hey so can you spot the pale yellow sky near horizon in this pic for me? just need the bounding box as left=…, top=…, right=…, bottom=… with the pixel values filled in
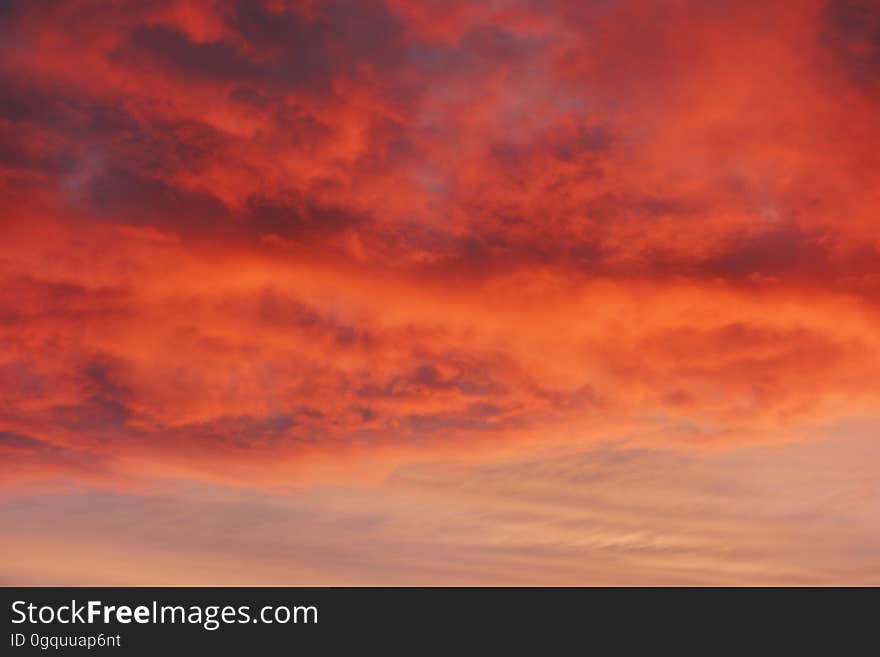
left=3, top=420, right=877, bottom=586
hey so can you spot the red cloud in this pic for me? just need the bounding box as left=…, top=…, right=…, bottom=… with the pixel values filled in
left=1, top=0, right=879, bottom=493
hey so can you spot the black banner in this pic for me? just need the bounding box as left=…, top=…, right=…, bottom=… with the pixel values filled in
left=1, top=587, right=874, bottom=653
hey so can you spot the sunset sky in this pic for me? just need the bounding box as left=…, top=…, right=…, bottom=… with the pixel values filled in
left=1, top=0, right=879, bottom=585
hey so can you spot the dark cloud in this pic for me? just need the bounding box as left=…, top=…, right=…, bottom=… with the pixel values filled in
left=0, top=430, right=98, bottom=470
left=49, top=395, right=132, bottom=434
left=0, top=71, right=135, bottom=138
left=0, top=126, right=75, bottom=174
left=117, top=0, right=403, bottom=92
left=82, top=357, right=132, bottom=402
left=87, top=167, right=230, bottom=232
left=0, top=430, right=52, bottom=452
left=0, top=276, right=128, bottom=326
left=246, top=196, right=365, bottom=240
left=229, top=1, right=331, bottom=88
left=706, top=225, right=830, bottom=279
left=122, top=25, right=260, bottom=82
left=409, top=24, right=541, bottom=78
left=116, top=119, right=228, bottom=178
left=228, top=86, right=271, bottom=108
left=823, top=0, right=880, bottom=87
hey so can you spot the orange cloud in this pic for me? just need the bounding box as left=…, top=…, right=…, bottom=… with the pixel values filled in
left=1, top=0, right=878, bottom=583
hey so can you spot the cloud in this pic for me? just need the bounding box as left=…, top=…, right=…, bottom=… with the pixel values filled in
left=0, top=0, right=879, bottom=583
left=822, top=0, right=880, bottom=88
left=2, top=222, right=878, bottom=489
left=2, top=427, right=878, bottom=584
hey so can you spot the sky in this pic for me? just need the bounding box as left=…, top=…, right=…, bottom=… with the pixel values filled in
left=1, top=0, right=878, bottom=585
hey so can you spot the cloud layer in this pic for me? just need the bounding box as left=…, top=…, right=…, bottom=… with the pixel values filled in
left=1, top=0, right=878, bottom=583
